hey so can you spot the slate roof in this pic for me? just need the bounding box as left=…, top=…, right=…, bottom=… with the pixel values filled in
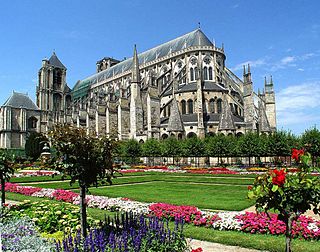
left=72, top=29, right=214, bottom=99
left=218, top=99, right=236, bottom=131
left=167, top=97, right=184, bottom=132
left=163, top=82, right=226, bottom=96
left=48, top=52, right=66, bottom=69
left=2, top=92, right=39, bottom=110
left=161, top=113, right=244, bottom=125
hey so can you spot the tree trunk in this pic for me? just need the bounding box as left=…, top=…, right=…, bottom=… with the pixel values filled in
left=1, top=176, right=5, bottom=206
left=285, top=214, right=295, bottom=252
left=80, top=184, right=87, bottom=238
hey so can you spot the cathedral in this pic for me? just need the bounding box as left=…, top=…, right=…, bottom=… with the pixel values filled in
left=0, top=29, right=276, bottom=148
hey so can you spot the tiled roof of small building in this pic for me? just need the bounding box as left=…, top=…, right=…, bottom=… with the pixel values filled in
left=2, top=91, right=39, bottom=110
left=48, top=52, right=66, bottom=69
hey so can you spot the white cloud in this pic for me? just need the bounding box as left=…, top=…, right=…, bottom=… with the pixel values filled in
left=276, top=81, right=320, bottom=127
left=297, top=68, right=304, bottom=71
left=230, top=58, right=267, bottom=71
left=280, top=56, right=295, bottom=64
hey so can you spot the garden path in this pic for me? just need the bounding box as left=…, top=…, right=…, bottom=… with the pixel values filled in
left=188, top=238, right=266, bottom=252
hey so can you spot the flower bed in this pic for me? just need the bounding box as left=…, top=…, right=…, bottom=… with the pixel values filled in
left=13, top=170, right=60, bottom=178
left=4, top=182, right=320, bottom=240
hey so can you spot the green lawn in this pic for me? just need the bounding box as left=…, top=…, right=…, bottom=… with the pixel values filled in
left=89, top=181, right=253, bottom=210
left=11, top=173, right=255, bottom=210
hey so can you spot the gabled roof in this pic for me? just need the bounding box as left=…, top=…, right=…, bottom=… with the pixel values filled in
left=218, top=99, right=235, bottom=131
left=48, top=52, right=66, bottom=69
left=167, top=97, right=184, bottom=132
left=72, top=29, right=214, bottom=99
left=2, top=91, right=39, bottom=110
left=258, top=101, right=271, bottom=132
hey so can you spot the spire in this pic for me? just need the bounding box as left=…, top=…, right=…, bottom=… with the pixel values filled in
left=247, top=63, right=251, bottom=73
left=264, top=76, right=267, bottom=86
left=167, top=98, right=184, bottom=133
left=243, top=65, right=246, bottom=75
left=218, top=97, right=235, bottom=131
left=132, top=44, right=140, bottom=83
left=270, top=75, right=273, bottom=85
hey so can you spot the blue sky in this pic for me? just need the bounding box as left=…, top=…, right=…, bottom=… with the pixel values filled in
left=0, top=0, right=319, bottom=135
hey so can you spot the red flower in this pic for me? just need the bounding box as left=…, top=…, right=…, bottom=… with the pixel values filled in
left=248, top=185, right=253, bottom=190
left=272, top=169, right=286, bottom=186
left=191, top=248, right=203, bottom=252
left=291, top=148, right=304, bottom=162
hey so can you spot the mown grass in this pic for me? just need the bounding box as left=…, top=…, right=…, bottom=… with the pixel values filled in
left=89, top=181, right=253, bottom=210
left=183, top=225, right=320, bottom=252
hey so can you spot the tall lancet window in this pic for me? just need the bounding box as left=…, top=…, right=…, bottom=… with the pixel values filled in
left=181, top=100, right=186, bottom=114
left=209, top=99, right=215, bottom=113
left=203, top=67, right=208, bottom=80
left=187, top=99, right=193, bottom=114
left=209, top=67, right=213, bottom=80
left=194, top=67, right=198, bottom=80
left=190, top=68, right=194, bottom=81
left=217, top=99, right=222, bottom=114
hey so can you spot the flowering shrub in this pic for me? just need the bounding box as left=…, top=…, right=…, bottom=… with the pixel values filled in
left=5, top=182, right=42, bottom=195
left=248, top=149, right=320, bottom=251
left=237, top=212, right=320, bottom=239
left=52, top=189, right=78, bottom=203
left=149, top=203, right=202, bottom=223
left=56, top=214, right=188, bottom=252
left=7, top=200, right=95, bottom=234
left=271, top=168, right=286, bottom=186
left=0, top=217, right=54, bottom=251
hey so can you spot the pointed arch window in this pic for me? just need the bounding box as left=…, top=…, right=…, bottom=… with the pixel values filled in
left=217, top=99, right=222, bottom=114
left=168, top=105, right=171, bottom=117
left=209, top=67, right=213, bottom=80
left=181, top=100, right=186, bottom=114
left=203, top=66, right=208, bottom=80
left=163, top=107, right=167, bottom=117
left=209, top=99, right=215, bottom=113
left=187, top=99, right=193, bottom=114
left=190, top=68, right=194, bottom=81
left=194, top=67, right=198, bottom=80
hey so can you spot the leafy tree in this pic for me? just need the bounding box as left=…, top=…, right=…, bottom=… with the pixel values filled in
left=301, top=127, right=320, bottom=166
left=238, top=131, right=260, bottom=166
left=0, top=149, right=14, bottom=206
left=142, top=138, right=161, bottom=165
left=160, top=137, right=182, bottom=165
left=182, top=137, right=205, bottom=166
left=49, top=124, right=114, bottom=238
left=25, top=132, right=48, bottom=161
left=121, top=139, right=142, bottom=164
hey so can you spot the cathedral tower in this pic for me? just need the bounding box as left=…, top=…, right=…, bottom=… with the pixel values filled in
left=242, top=64, right=255, bottom=130
left=37, top=52, right=71, bottom=125
left=265, top=76, right=276, bottom=131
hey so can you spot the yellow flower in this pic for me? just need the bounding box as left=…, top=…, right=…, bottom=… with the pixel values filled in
left=56, top=211, right=62, bottom=215
left=32, top=218, right=39, bottom=222
left=62, top=215, right=69, bottom=219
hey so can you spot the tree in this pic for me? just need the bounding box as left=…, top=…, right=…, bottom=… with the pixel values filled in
left=49, top=124, right=114, bottom=238
left=248, top=149, right=320, bottom=252
left=182, top=137, right=205, bottom=166
left=301, top=127, right=320, bottom=166
left=0, top=149, right=14, bottom=206
left=160, top=137, right=182, bottom=165
left=238, top=132, right=260, bottom=166
left=141, top=138, right=161, bottom=165
left=121, top=139, right=142, bottom=164
left=25, top=132, right=48, bottom=161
